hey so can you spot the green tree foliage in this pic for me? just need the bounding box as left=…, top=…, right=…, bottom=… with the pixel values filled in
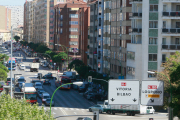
left=0, top=54, right=9, bottom=63
left=53, top=54, right=62, bottom=63
left=76, top=65, right=89, bottom=78
left=20, top=41, right=28, bottom=46
left=158, top=51, right=180, bottom=118
left=0, top=64, right=8, bottom=72
left=14, top=35, right=20, bottom=42
left=0, top=68, right=7, bottom=82
left=0, top=94, right=54, bottom=119
left=68, top=59, right=85, bottom=70
left=85, top=71, right=97, bottom=78
left=36, top=44, right=49, bottom=53
left=45, top=50, right=57, bottom=60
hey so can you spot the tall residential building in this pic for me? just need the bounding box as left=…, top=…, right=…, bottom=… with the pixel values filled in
left=127, top=0, right=180, bottom=80
left=6, top=6, right=24, bottom=29
left=0, top=6, right=11, bottom=31
left=87, top=0, right=104, bottom=73
left=109, top=1, right=131, bottom=79
left=34, top=0, right=51, bottom=44
left=54, top=0, right=90, bottom=65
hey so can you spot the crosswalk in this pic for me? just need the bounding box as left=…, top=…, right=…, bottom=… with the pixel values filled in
left=43, top=107, right=88, bottom=111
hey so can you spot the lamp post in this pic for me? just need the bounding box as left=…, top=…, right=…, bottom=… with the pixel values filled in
left=49, top=82, right=83, bottom=117
left=147, top=71, right=172, bottom=120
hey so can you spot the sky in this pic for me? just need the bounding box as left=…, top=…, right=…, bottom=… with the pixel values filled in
left=0, top=0, right=25, bottom=6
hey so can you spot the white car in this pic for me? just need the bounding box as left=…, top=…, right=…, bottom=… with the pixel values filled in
left=20, top=64, right=25, bottom=70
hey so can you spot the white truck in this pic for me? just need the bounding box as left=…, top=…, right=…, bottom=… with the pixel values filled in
left=30, top=63, right=39, bottom=72
left=103, top=100, right=155, bottom=116
left=21, top=83, right=34, bottom=92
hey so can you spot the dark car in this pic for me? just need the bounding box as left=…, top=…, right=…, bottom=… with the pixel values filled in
left=88, top=93, right=104, bottom=101
left=31, top=79, right=43, bottom=84
left=35, top=58, right=39, bottom=62
left=5, top=46, right=8, bottom=49
left=43, top=79, right=51, bottom=86
left=83, top=91, right=97, bottom=99
left=37, top=89, right=45, bottom=98
left=44, top=98, right=54, bottom=106
left=42, top=73, right=53, bottom=79
left=78, top=84, right=89, bottom=93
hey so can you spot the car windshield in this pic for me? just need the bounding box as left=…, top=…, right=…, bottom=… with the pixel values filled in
left=62, top=79, right=71, bottom=83
left=46, top=98, right=51, bottom=102
left=18, top=79, right=25, bottom=82
left=25, top=93, right=37, bottom=100
left=39, top=91, right=45, bottom=94
left=36, top=84, right=41, bottom=86
left=44, top=96, right=50, bottom=99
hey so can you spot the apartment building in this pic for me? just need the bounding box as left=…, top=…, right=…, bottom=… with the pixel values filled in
left=6, top=6, right=24, bottom=29
left=54, top=0, right=90, bottom=65
left=127, top=0, right=180, bottom=80
left=0, top=6, right=11, bottom=31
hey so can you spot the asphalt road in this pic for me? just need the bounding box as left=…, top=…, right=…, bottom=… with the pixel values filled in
left=3, top=44, right=168, bottom=120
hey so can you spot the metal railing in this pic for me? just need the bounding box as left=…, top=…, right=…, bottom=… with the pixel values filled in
left=129, top=0, right=142, bottom=2
left=162, top=44, right=180, bottom=50
left=129, top=28, right=142, bottom=33
left=129, top=12, right=142, bottom=18
left=162, top=12, right=180, bottom=17
left=162, top=28, right=180, bottom=33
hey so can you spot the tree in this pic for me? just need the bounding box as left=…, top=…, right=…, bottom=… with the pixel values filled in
left=76, top=65, right=89, bottom=78
left=45, top=50, right=57, bottom=60
left=157, top=51, right=180, bottom=118
left=0, top=64, right=8, bottom=72
left=0, top=94, right=54, bottom=119
left=68, top=59, right=85, bottom=70
left=14, top=35, right=20, bottom=42
left=0, top=54, right=9, bottom=64
left=36, top=44, right=49, bottom=53
left=0, top=68, right=7, bottom=82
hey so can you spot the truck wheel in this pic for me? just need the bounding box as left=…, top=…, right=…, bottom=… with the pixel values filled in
left=112, top=111, right=115, bottom=115
left=106, top=110, right=111, bottom=114
left=131, top=112, right=135, bottom=116
left=127, top=111, right=130, bottom=116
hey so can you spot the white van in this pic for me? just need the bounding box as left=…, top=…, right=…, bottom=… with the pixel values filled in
left=62, top=71, right=76, bottom=77
left=140, top=105, right=155, bottom=114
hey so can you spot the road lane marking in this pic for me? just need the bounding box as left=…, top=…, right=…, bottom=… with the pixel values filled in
left=74, top=112, right=77, bottom=115
left=54, top=108, right=57, bottom=110
left=76, top=109, right=79, bottom=110
left=65, top=108, right=68, bottom=110
left=59, top=108, right=67, bottom=115
left=70, top=108, right=74, bottom=110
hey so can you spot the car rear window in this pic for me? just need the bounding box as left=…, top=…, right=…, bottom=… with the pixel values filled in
left=44, top=96, right=50, bottom=99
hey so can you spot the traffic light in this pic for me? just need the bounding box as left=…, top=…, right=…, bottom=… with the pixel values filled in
left=62, top=59, right=64, bottom=62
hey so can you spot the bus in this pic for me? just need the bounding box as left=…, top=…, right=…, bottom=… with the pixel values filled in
left=8, top=58, right=16, bottom=62
left=23, top=87, right=37, bottom=104
left=55, top=76, right=71, bottom=90
left=8, top=60, right=16, bottom=70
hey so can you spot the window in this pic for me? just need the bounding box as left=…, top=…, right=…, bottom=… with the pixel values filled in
left=162, top=38, right=166, bottom=44
left=163, top=21, right=166, bottom=28
left=69, top=41, right=78, bottom=45
left=149, top=21, right=158, bottom=28
left=60, top=28, right=62, bottom=34
left=149, top=54, right=157, bottom=61
left=162, top=54, right=166, bottom=62
left=127, top=51, right=135, bottom=60
left=69, top=21, right=78, bottom=25
left=60, top=15, right=63, bottom=20
left=150, top=5, right=158, bottom=11
left=60, top=21, right=63, bottom=26
left=127, top=66, right=135, bottom=76
left=69, top=14, right=78, bottom=18
left=69, top=28, right=78, bottom=32
left=111, top=26, right=116, bottom=34
left=163, top=5, right=167, bottom=12
left=149, top=38, right=157, bottom=44
left=175, top=38, right=180, bottom=44
left=176, top=22, right=180, bottom=28
left=111, top=13, right=116, bottom=21
left=69, top=35, right=78, bottom=38
left=148, top=73, right=156, bottom=78
left=176, top=5, right=180, bottom=11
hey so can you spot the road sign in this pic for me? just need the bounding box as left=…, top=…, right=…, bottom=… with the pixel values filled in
left=88, top=76, right=92, bottom=82
left=108, top=79, right=139, bottom=105
left=141, top=80, right=164, bottom=106
left=14, top=92, right=24, bottom=99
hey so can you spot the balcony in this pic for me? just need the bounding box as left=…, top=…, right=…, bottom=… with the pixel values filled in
left=129, top=28, right=142, bottom=35
left=129, top=0, right=142, bottom=4
left=129, top=12, right=142, bottom=19
left=162, top=0, right=180, bottom=3
left=162, top=12, right=180, bottom=19
left=162, top=44, right=180, bottom=51
left=162, top=28, right=180, bottom=36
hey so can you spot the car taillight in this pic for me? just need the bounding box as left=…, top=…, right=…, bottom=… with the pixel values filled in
left=44, top=81, right=45, bottom=82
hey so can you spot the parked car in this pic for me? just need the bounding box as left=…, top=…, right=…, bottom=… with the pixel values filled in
left=43, top=79, right=51, bottom=85
left=42, top=73, right=53, bottom=79
left=89, top=104, right=104, bottom=113
left=41, top=92, right=50, bottom=103
left=44, top=98, right=54, bottom=106
left=37, top=89, right=45, bottom=98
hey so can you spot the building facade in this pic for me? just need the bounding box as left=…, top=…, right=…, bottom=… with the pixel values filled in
left=0, top=6, right=11, bottom=31
left=87, top=0, right=104, bottom=73
left=54, top=0, right=90, bottom=65
left=6, top=6, right=24, bottom=29
left=127, top=0, right=180, bottom=80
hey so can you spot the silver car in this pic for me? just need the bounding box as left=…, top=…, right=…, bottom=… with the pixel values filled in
left=89, top=105, right=104, bottom=113
left=44, top=98, right=54, bottom=106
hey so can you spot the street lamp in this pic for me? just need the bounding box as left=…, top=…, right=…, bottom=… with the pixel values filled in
left=147, top=71, right=172, bottom=120
left=49, top=82, right=83, bottom=117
